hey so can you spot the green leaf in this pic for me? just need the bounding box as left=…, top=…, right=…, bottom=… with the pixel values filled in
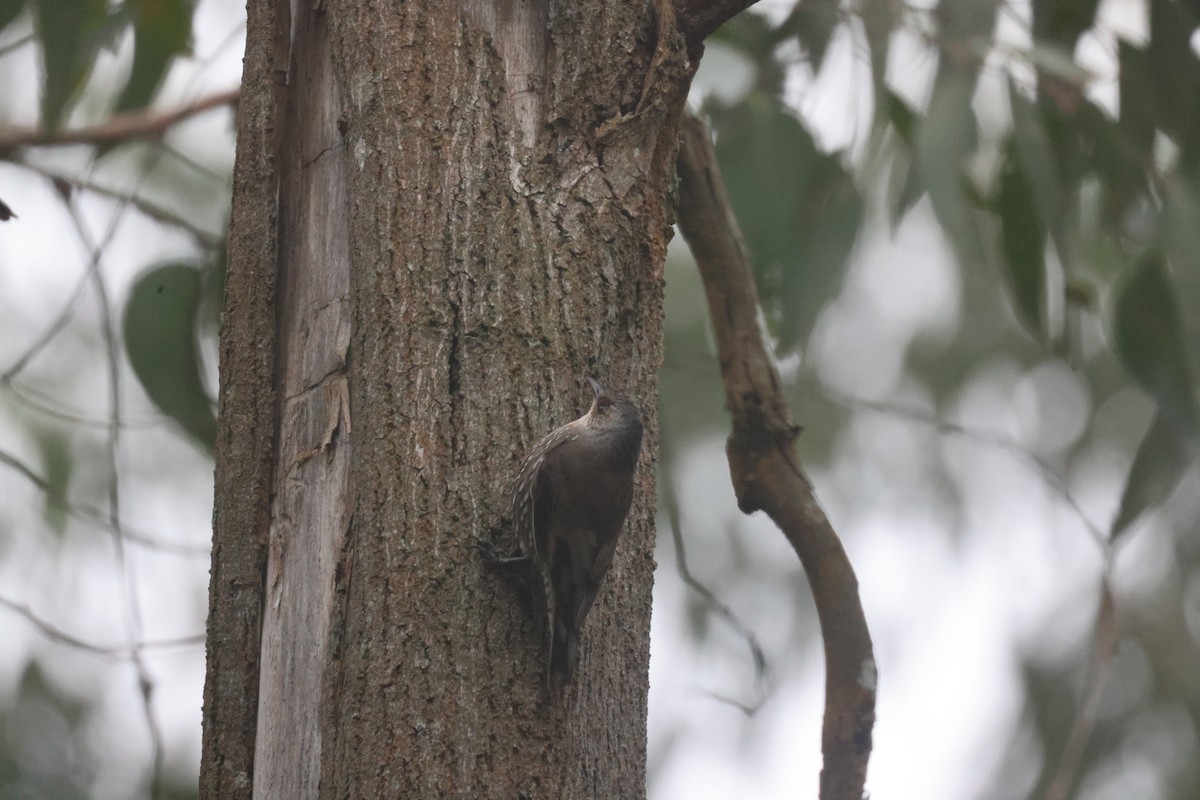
left=935, top=0, right=998, bottom=86
left=1148, top=0, right=1200, bottom=141
left=123, top=263, right=216, bottom=450
left=881, top=90, right=925, bottom=226
left=711, top=97, right=863, bottom=351
left=1031, top=0, right=1101, bottom=49
left=996, top=144, right=1047, bottom=336
left=35, top=428, right=72, bottom=535
left=780, top=154, right=864, bottom=350
left=1008, top=80, right=1060, bottom=232
left=861, top=0, right=899, bottom=89
left=1076, top=100, right=1149, bottom=227
left=782, top=0, right=838, bottom=74
left=0, top=0, right=25, bottom=33
left=887, top=149, right=925, bottom=228
left=1110, top=410, right=1199, bottom=539
left=713, top=97, right=819, bottom=270
left=1114, top=254, right=1200, bottom=433
left=30, top=0, right=108, bottom=130
left=1024, top=43, right=1094, bottom=86
left=115, top=0, right=192, bottom=112
left=1162, top=177, right=1200, bottom=377
left=917, top=71, right=984, bottom=264
left=1117, top=40, right=1155, bottom=162
left=883, top=88, right=918, bottom=146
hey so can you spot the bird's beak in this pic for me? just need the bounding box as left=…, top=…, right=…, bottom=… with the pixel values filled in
left=586, top=377, right=604, bottom=396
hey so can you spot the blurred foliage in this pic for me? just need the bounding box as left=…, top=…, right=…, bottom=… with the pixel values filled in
left=710, top=98, right=864, bottom=349
left=0, top=0, right=215, bottom=796
left=0, top=0, right=194, bottom=130
left=674, top=0, right=1200, bottom=796
left=0, top=665, right=91, bottom=799
left=706, top=0, right=1200, bottom=541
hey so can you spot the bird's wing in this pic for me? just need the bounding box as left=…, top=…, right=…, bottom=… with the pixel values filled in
left=511, top=425, right=577, bottom=559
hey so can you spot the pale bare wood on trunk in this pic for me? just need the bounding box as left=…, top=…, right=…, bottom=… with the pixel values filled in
left=250, top=0, right=354, bottom=795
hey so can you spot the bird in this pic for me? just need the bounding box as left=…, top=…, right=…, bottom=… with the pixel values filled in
left=510, top=377, right=644, bottom=686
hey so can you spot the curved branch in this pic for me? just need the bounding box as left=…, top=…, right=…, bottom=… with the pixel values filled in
left=674, top=111, right=876, bottom=800
left=0, top=89, right=239, bottom=155
left=675, top=0, right=760, bottom=44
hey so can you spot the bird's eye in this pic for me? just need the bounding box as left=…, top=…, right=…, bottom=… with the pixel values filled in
left=597, top=397, right=612, bottom=411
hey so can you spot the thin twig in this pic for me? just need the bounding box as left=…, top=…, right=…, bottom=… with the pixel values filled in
left=825, top=389, right=1108, bottom=546
left=0, top=32, right=34, bottom=60
left=0, top=595, right=204, bottom=659
left=0, top=447, right=211, bottom=556
left=1042, top=582, right=1120, bottom=800
left=2, top=149, right=172, bottom=383
left=3, top=377, right=167, bottom=428
left=62, top=194, right=166, bottom=799
left=820, top=386, right=1124, bottom=792
left=0, top=255, right=98, bottom=382
left=660, top=436, right=769, bottom=713
left=0, top=89, right=239, bottom=154
left=17, top=161, right=225, bottom=248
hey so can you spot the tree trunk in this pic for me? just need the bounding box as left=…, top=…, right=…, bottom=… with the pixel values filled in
left=201, top=0, right=698, bottom=797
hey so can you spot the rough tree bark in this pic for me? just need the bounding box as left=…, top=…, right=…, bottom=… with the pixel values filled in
left=200, top=1, right=758, bottom=798
left=202, top=1, right=877, bottom=797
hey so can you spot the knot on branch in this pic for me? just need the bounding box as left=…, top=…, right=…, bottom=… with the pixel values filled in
left=725, top=396, right=805, bottom=513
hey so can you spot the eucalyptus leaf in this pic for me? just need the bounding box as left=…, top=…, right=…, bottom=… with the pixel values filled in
left=917, top=72, right=984, bottom=265
left=782, top=0, right=838, bottom=74
left=115, top=0, right=192, bottom=112
left=1031, top=0, right=1101, bottom=48
left=1110, top=409, right=1199, bottom=539
left=0, top=0, right=24, bottom=33
left=996, top=144, right=1047, bottom=337
left=123, top=263, right=216, bottom=450
left=1162, top=179, right=1200, bottom=379
left=1117, top=40, right=1155, bottom=161
left=30, top=0, right=107, bottom=130
left=1115, top=254, right=1199, bottom=434
left=861, top=0, right=899, bottom=88
left=1148, top=0, right=1200, bottom=141
left=1008, top=80, right=1060, bottom=233
left=711, top=98, right=862, bottom=351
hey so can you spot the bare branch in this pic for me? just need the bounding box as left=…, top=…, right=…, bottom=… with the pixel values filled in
left=1042, top=583, right=1120, bottom=800
left=674, top=111, right=876, bottom=800
left=18, top=161, right=225, bottom=248
left=0, top=89, right=239, bottom=155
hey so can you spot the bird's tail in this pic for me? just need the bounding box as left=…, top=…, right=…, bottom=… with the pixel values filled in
left=548, top=609, right=578, bottom=691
